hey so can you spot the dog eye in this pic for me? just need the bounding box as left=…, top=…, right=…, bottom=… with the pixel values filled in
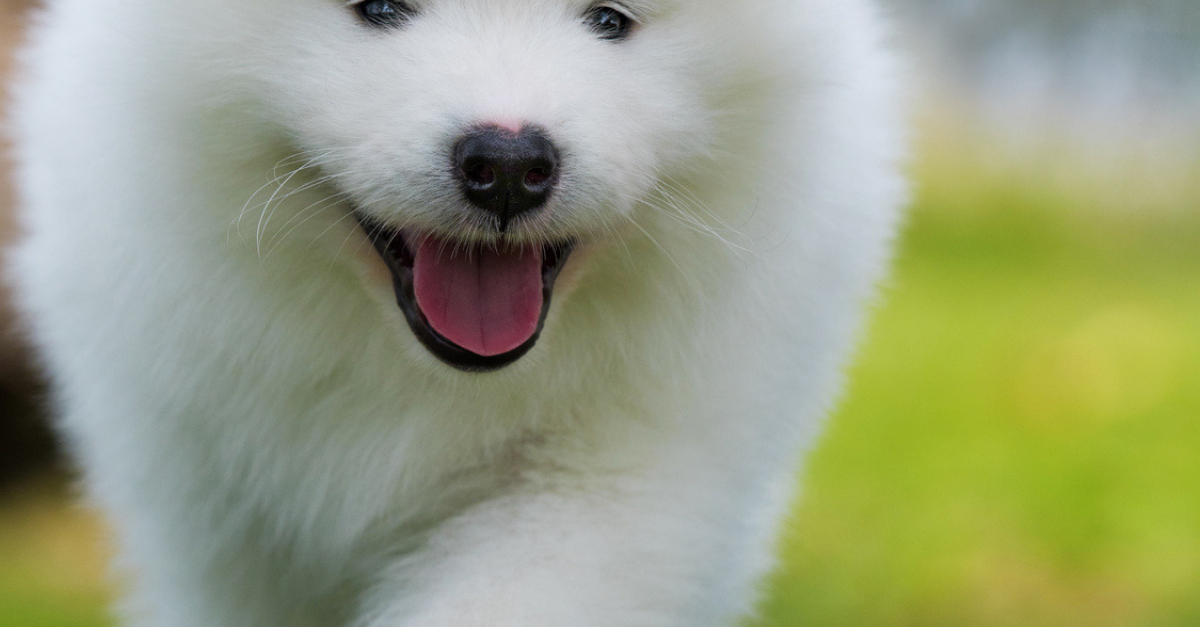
left=353, top=0, right=417, bottom=29
left=584, top=4, right=635, bottom=41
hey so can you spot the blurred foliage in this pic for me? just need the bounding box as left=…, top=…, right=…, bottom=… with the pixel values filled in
left=753, top=120, right=1200, bottom=627
left=1, top=121, right=1199, bottom=626
left=0, top=478, right=111, bottom=627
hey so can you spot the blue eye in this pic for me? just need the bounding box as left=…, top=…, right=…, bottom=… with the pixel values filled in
left=585, top=4, right=636, bottom=41
left=354, top=0, right=417, bottom=29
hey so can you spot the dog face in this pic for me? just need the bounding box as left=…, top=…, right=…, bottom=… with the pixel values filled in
left=280, top=1, right=712, bottom=240
left=209, top=0, right=779, bottom=371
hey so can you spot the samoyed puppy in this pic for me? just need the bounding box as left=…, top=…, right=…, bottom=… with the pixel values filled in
left=10, top=0, right=905, bottom=625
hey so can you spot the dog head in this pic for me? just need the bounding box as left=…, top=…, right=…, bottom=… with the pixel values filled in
left=203, top=0, right=793, bottom=371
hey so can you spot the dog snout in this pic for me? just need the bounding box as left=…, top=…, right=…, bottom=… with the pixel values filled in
left=454, top=126, right=559, bottom=231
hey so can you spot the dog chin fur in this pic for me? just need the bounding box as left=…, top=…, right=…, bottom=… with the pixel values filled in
left=9, top=0, right=906, bottom=625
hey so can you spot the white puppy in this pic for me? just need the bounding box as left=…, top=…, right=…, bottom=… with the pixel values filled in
left=9, top=0, right=905, bottom=625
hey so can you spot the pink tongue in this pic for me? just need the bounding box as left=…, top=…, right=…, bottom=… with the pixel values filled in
left=412, top=236, right=544, bottom=357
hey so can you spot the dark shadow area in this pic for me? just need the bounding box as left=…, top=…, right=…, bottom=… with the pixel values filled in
left=0, top=0, right=58, bottom=490
left=0, top=375, right=56, bottom=490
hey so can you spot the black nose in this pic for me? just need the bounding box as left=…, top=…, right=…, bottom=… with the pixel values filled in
left=454, top=126, right=559, bottom=231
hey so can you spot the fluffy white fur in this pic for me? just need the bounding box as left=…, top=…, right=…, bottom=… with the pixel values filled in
left=9, top=0, right=905, bottom=625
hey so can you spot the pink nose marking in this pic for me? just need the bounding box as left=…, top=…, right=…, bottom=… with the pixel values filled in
left=481, top=120, right=525, bottom=135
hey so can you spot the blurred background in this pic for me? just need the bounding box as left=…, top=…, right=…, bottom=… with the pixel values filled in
left=0, top=0, right=1197, bottom=625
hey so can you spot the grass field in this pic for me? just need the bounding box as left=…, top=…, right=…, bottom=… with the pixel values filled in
left=754, top=129, right=1200, bottom=627
left=1, top=129, right=1198, bottom=627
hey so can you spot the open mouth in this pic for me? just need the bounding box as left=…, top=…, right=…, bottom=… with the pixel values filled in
left=356, top=215, right=574, bottom=372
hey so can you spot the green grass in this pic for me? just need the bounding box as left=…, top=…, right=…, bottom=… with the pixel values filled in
left=2, top=132, right=1199, bottom=627
left=0, top=480, right=112, bottom=627
left=752, top=136, right=1200, bottom=627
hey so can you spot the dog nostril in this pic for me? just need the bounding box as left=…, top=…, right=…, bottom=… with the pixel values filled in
left=524, top=167, right=550, bottom=187
left=463, top=161, right=496, bottom=187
